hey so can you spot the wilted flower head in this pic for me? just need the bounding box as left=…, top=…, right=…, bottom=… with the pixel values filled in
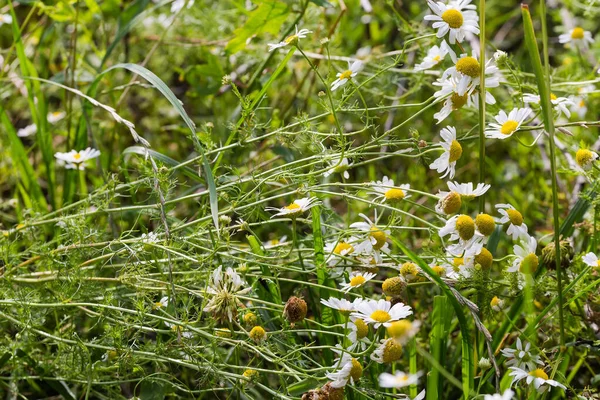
left=203, top=266, right=251, bottom=323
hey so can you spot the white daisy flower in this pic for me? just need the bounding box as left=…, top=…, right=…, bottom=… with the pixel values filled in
left=370, top=338, right=404, bottom=364
left=263, top=235, right=288, bottom=249
left=414, top=40, right=455, bottom=71
left=508, top=236, right=539, bottom=274
left=203, top=266, right=251, bottom=323
left=490, top=296, right=504, bottom=312
left=484, top=389, right=514, bottom=400
left=485, top=108, right=532, bottom=139
left=428, top=261, right=455, bottom=278
left=436, top=181, right=491, bottom=213
left=340, top=271, right=376, bottom=292
left=0, top=14, right=13, bottom=26
left=442, top=52, right=500, bottom=97
left=424, top=0, right=479, bottom=44
left=575, top=148, right=599, bottom=170
left=324, top=156, right=352, bottom=179
left=500, top=337, right=543, bottom=371
left=378, top=371, right=420, bottom=388
left=17, top=123, right=37, bottom=138
left=347, top=319, right=371, bottom=351
left=47, top=111, right=66, bottom=124
left=582, top=252, right=600, bottom=268
left=267, top=25, right=312, bottom=52
left=324, top=239, right=357, bottom=266
left=386, top=319, right=421, bottom=345
left=351, top=298, right=412, bottom=329
left=326, top=352, right=363, bottom=388
left=523, top=93, right=574, bottom=118
left=331, top=60, right=363, bottom=91
left=496, top=204, right=528, bottom=240
left=439, top=214, right=485, bottom=257
left=371, top=176, right=412, bottom=203
left=54, top=147, right=101, bottom=170
left=267, top=197, right=320, bottom=218
left=320, top=297, right=357, bottom=314
left=429, top=126, right=462, bottom=179
left=509, top=367, right=566, bottom=393
left=559, top=27, right=594, bottom=50
left=432, top=73, right=496, bottom=123
left=350, top=213, right=390, bottom=263
left=154, top=296, right=169, bottom=309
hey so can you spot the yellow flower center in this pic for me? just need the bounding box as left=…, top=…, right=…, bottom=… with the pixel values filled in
left=285, top=203, right=301, bottom=211
left=385, top=188, right=405, bottom=201
left=474, top=248, right=493, bottom=270
left=449, top=140, right=463, bottom=162
left=453, top=257, right=464, bottom=267
left=579, top=99, right=585, bottom=108
left=433, top=55, right=442, bottom=62
left=370, top=227, right=387, bottom=250
left=382, top=340, right=403, bottom=363
left=284, top=34, right=298, bottom=44
left=249, top=326, right=267, bottom=342
left=441, top=9, right=464, bottom=29
left=350, top=275, right=366, bottom=287
left=455, top=215, right=475, bottom=241
left=520, top=253, right=539, bottom=274
left=455, top=57, right=481, bottom=78
left=571, top=27, right=585, bottom=39
left=400, top=262, right=419, bottom=278
left=387, top=320, right=413, bottom=338
left=441, top=191, right=462, bottom=215
left=350, top=359, right=363, bottom=382
left=451, top=92, right=469, bottom=110
left=370, top=310, right=391, bottom=323
left=529, top=369, right=549, bottom=380
left=73, top=153, right=82, bottom=160
left=500, top=120, right=519, bottom=135
left=432, top=265, right=445, bottom=276
left=354, top=319, right=369, bottom=339
left=550, top=93, right=557, bottom=101
left=506, top=209, right=524, bottom=226
left=243, top=369, right=258, bottom=379
left=576, top=149, right=594, bottom=167
left=382, top=276, right=406, bottom=295
left=490, top=296, right=500, bottom=307
left=475, top=213, right=495, bottom=236
left=52, top=111, right=62, bottom=117
left=333, top=242, right=354, bottom=255
left=339, top=70, right=353, bottom=80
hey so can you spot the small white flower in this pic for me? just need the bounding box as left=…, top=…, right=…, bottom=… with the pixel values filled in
left=508, top=236, right=538, bottom=274
left=267, top=25, right=312, bottom=52
left=442, top=52, right=500, bottom=97
left=47, top=111, right=66, bottom=124
left=340, top=271, right=376, bottom=292
left=371, top=176, right=412, bottom=203
left=263, top=235, right=287, bottom=249
left=509, top=367, right=566, bottom=393
left=351, top=298, right=412, bottom=329
left=436, top=182, right=490, bottom=212
left=523, top=93, right=574, bottom=118
left=54, top=147, right=101, bottom=170
left=485, top=108, right=532, bottom=139
left=378, top=371, right=420, bottom=388
left=326, top=351, right=363, bottom=388
left=324, top=239, right=357, bottom=266
left=203, top=266, right=251, bottom=323
left=347, top=320, right=371, bottom=351
left=370, top=338, right=403, bottom=364
left=490, top=296, right=504, bottom=312
left=154, top=296, right=169, bottom=309
left=559, top=27, right=594, bottom=50
left=501, top=337, right=543, bottom=371
left=432, top=73, right=496, bottom=123
left=582, top=252, right=600, bottom=267
left=320, top=297, right=357, bottom=314
left=350, top=213, right=390, bottom=263
left=171, top=0, right=194, bottom=14
left=496, top=204, right=528, bottom=240
left=141, top=232, right=159, bottom=244
left=484, top=389, right=514, bottom=400
left=331, top=60, right=363, bottom=91
left=266, top=197, right=320, bottom=218
left=423, top=0, right=479, bottom=44
left=429, top=126, right=462, bottom=179
left=493, top=50, right=507, bottom=62
left=17, top=123, right=37, bottom=137
left=324, top=156, right=351, bottom=179
left=414, top=40, right=455, bottom=71
left=439, top=214, right=485, bottom=257
left=0, top=14, right=13, bottom=26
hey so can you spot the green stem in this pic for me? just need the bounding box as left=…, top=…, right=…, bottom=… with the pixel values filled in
left=79, top=168, right=88, bottom=198
left=478, top=0, right=486, bottom=213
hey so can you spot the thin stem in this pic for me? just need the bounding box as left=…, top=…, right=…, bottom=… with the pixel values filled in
left=478, top=0, right=486, bottom=213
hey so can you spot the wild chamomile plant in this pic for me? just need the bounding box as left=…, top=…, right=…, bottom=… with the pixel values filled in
left=1, top=0, right=599, bottom=399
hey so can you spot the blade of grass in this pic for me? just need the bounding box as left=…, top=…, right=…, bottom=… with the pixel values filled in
left=427, top=295, right=452, bottom=399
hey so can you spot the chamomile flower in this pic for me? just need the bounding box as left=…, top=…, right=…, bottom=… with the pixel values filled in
left=378, top=371, right=420, bottom=388
left=340, top=271, right=376, bottom=293
left=267, top=197, right=320, bottom=218
left=575, top=148, right=598, bottom=170
left=267, top=25, right=312, bottom=52
left=436, top=181, right=490, bottom=214
left=484, top=389, right=514, bottom=400
left=0, top=14, right=13, bottom=26
left=428, top=261, right=455, bottom=278
left=347, top=319, right=371, bottom=351
left=432, top=72, right=496, bottom=122
left=203, top=266, right=251, bottom=323
left=154, top=296, right=169, bottom=309
left=386, top=319, right=421, bottom=345
left=351, top=299, right=412, bottom=329
left=350, top=213, right=390, bottom=263
left=443, top=53, right=500, bottom=97
left=17, top=123, right=37, bottom=138
left=429, top=126, right=462, bottom=179
left=509, top=236, right=539, bottom=274
left=371, top=338, right=403, bottom=364
left=331, top=60, right=363, bottom=91
left=523, top=93, right=574, bottom=118
left=47, top=111, right=66, bottom=124
left=490, top=296, right=504, bottom=312
left=496, top=204, right=528, bottom=240
left=424, top=0, right=479, bottom=44
left=509, top=367, right=566, bottom=393
left=414, top=40, right=455, bottom=71
left=324, top=239, right=357, bottom=266
left=263, top=235, right=288, bottom=249
left=326, top=352, right=363, bottom=388
left=485, top=108, right=531, bottom=139
left=54, top=147, right=101, bottom=170
left=320, top=297, right=356, bottom=315
left=501, top=337, right=543, bottom=371
left=582, top=252, right=600, bottom=268
left=371, top=176, right=412, bottom=203
left=559, top=27, right=594, bottom=50
left=439, top=214, right=485, bottom=257
left=324, top=156, right=352, bottom=179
